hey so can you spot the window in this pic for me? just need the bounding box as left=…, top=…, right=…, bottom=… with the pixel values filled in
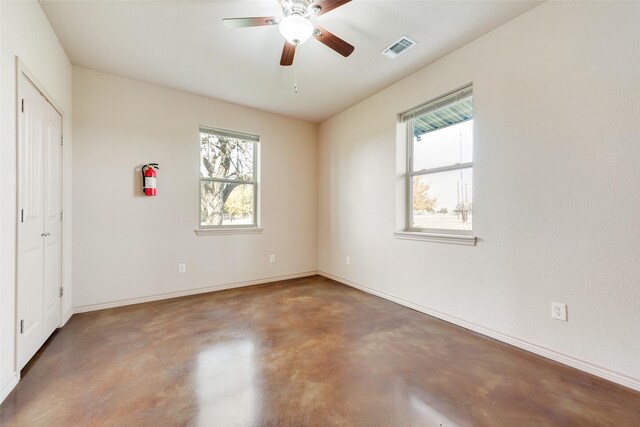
left=402, top=85, right=473, bottom=235
left=199, top=126, right=258, bottom=228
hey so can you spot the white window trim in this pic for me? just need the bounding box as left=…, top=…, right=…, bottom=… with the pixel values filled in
left=194, top=227, right=263, bottom=236
left=393, top=231, right=476, bottom=246
left=197, top=126, right=259, bottom=231
left=400, top=83, right=476, bottom=243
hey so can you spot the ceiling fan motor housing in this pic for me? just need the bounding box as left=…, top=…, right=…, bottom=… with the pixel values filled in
left=281, top=0, right=316, bottom=18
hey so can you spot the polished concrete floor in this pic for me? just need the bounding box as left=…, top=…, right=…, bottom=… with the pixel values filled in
left=1, top=275, right=639, bottom=426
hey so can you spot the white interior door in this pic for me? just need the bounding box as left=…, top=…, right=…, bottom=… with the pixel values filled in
left=16, top=73, right=62, bottom=370
left=42, top=89, right=63, bottom=336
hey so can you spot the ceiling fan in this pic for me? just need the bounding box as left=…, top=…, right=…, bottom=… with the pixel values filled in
left=223, top=0, right=354, bottom=66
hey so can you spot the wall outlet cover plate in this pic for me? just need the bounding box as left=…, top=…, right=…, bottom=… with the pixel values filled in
left=551, top=302, right=567, bottom=321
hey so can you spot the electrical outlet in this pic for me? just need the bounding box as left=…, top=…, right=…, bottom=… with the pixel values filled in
left=346, top=256, right=350, bottom=265
left=270, top=254, right=276, bottom=263
left=178, top=263, right=186, bottom=274
left=551, top=302, right=567, bottom=321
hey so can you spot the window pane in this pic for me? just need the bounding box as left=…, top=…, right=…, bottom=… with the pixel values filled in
left=201, top=182, right=254, bottom=226
left=412, top=120, right=473, bottom=171
left=200, top=133, right=254, bottom=180
left=411, top=168, right=472, bottom=232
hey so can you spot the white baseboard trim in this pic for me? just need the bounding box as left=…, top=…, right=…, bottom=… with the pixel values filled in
left=318, top=271, right=640, bottom=393
left=61, top=308, right=73, bottom=326
left=73, top=271, right=318, bottom=314
left=0, top=373, right=19, bottom=404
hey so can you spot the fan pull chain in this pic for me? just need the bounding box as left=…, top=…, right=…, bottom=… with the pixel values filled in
left=294, top=65, right=299, bottom=94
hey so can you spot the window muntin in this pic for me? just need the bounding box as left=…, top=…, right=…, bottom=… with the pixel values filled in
left=405, top=85, right=473, bottom=235
left=199, top=126, right=258, bottom=228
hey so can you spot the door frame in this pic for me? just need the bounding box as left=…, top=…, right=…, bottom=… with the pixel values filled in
left=14, top=58, right=66, bottom=373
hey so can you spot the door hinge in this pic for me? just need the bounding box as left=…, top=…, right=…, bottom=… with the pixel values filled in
left=21, top=209, right=24, bottom=223
left=60, top=287, right=64, bottom=298
left=21, top=99, right=24, bottom=113
left=61, top=135, right=64, bottom=145
left=20, top=320, right=24, bottom=334
left=60, top=211, right=64, bottom=222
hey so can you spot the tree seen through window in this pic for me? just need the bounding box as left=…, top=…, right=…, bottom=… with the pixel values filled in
left=200, top=127, right=257, bottom=227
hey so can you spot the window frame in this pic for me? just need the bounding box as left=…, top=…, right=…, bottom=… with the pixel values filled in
left=198, top=126, right=259, bottom=230
left=403, top=84, right=474, bottom=237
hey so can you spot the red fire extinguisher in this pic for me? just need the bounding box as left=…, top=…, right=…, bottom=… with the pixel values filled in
left=142, top=163, right=159, bottom=196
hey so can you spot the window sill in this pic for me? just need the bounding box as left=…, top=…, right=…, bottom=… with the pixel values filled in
left=393, top=231, right=477, bottom=246
left=194, top=227, right=263, bottom=236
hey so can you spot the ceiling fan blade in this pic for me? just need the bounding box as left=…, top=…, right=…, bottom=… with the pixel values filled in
left=312, top=26, right=354, bottom=57
left=309, top=0, right=351, bottom=17
left=280, top=42, right=296, bottom=66
left=222, top=17, right=279, bottom=29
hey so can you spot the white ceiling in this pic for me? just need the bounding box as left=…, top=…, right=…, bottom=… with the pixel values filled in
left=40, top=0, right=542, bottom=122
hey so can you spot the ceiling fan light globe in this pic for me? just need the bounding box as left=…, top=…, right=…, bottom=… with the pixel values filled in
left=279, top=14, right=313, bottom=45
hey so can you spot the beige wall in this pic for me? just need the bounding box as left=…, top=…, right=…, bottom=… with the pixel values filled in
left=2, top=0, right=638, bottom=405
left=72, top=67, right=318, bottom=310
left=0, top=0, right=73, bottom=401
left=318, top=1, right=640, bottom=390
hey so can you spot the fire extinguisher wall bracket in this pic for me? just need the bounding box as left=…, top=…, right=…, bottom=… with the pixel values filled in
left=142, top=163, right=159, bottom=196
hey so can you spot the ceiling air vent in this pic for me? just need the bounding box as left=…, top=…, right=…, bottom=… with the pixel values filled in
left=381, top=36, right=416, bottom=58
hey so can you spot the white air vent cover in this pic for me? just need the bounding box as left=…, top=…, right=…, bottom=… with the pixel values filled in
left=381, top=36, right=416, bottom=58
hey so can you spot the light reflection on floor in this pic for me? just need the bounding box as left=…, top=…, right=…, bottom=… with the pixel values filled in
left=195, top=338, right=260, bottom=426
left=409, top=393, right=459, bottom=427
